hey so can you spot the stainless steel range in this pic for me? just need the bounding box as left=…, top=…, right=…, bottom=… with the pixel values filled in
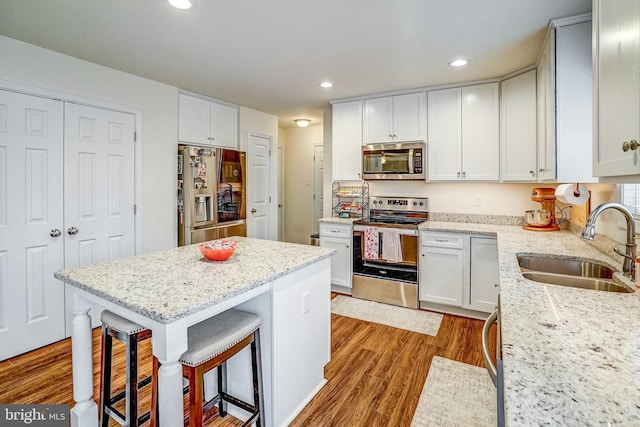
left=352, top=196, right=429, bottom=309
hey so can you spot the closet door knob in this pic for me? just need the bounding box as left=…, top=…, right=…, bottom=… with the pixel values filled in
left=67, top=226, right=79, bottom=235
left=50, top=229, right=62, bottom=237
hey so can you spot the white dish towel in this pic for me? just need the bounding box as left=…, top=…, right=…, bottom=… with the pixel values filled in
left=382, top=228, right=403, bottom=263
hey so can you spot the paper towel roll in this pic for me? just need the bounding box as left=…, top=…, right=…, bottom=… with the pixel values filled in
left=555, top=183, right=590, bottom=205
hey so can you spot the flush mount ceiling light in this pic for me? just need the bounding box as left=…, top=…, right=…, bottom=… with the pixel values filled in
left=169, top=0, right=192, bottom=9
left=320, top=82, right=333, bottom=88
left=294, top=119, right=311, bottom=128
left=449, top=59, right=468, bottom=67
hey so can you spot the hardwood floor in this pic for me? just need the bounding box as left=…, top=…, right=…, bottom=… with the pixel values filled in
left=0, top=295, right=495, bottom=426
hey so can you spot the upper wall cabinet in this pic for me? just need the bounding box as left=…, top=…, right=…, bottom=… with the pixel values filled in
left=363, top=92, right=426, bottom=144
left=427, top=83, right=499, bottom=181
left=538, top=15, right=596, bottom=183
left=332, top=100, right=363, bottom=181
left=592, top=1, right=640, bottom=178
left=178, top=93, right=239, bottom=149
left=501, top=69, right=538, bottom=182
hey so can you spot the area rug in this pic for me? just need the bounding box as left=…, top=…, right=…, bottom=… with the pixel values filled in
left=330, top=295, right=442, bottom=336
left=411, top=356, right=497, bottom=427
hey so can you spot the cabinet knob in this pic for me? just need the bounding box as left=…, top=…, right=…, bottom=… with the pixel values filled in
left=539, top=168, right=546, bottom=172
left=67, top=226, right=79, bottom=235
left=50, top=229, right=62, bottom=238
left=251, top=208, right=257, bottom=214
left=622, top=140, right=639, bottom=152
left=462, top=171, right=466, bottom=178
left=457, top=171, right=461, bottom=177
left=529, top=170, right=535, bottom=176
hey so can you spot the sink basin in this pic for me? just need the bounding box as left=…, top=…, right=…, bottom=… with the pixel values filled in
left=520, top=272, right=633, bottom=293
left=517, top=255, right=614, bottom=279
left=516, top=254, right=633, bottom=293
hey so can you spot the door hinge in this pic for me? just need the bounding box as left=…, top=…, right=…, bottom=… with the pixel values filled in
left=134, top=131, right=137, bottom=142
left=269, top=150, right=272, bottom=157
left=313, top=194, right=316, bottom=200
left=134, top=204, right=137, bottom=215
left=269, top=196, right=272, bottom=203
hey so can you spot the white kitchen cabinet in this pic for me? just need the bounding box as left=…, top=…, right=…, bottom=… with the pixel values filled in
left=468, top=237, right=499, bottom=312
left=592, top=1, right=640, bottom=178
left=419, top=231, right=498, bottom=315
left=501, top=69, right=538, bottom=182
left=427, top=83, right=499, bottom=181
left=331, top=100, right=363, bottom=181
left=319, top=223, right=352, bottom=290
left=537, top=15, right=596, bottom=182
left=419, top=233, right=466, bottom=306
left=363, top=92, right=425, bottom=144
left=178, top=93, right=239, bottom=149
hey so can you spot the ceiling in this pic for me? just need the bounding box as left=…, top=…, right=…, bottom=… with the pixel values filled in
left=0, top=0, right=591, bottom=128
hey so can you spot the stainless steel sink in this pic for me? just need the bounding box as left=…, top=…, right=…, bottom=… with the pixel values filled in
left=517, top=255, right=615, bottom=279
left=516, top=254, right=633, bottom=293
left=520, top=272, right=633, bottom=293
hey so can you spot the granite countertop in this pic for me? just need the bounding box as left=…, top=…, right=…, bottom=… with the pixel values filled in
left=318, top=217, right=359, bottom=225
left=419, top=221, right=640, bottom=426
left=55, top=237, right=335, bottom=324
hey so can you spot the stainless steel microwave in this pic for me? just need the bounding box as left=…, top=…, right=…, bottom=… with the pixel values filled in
left=362, top=142, right=425, bottom=180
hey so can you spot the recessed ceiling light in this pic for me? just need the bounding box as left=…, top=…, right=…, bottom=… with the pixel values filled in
left=294, top=119, right=311, bottom=128
left=320, top=82, right=333, bottom=88
left=449, top=59, right=468, bottom=67
left=169, top=0, right=192, bottom=9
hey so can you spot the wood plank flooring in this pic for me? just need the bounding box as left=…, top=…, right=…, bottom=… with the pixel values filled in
left=0, top=294, right=495, bottom=426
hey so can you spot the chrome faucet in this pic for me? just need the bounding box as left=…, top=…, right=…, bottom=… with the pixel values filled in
left=581, top=202, right=636, bottom=278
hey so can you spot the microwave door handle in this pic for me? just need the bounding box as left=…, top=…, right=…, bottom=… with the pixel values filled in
left=408, top=148, right=414, bottom=173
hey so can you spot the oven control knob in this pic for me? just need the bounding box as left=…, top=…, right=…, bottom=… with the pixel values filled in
left=419, top=202, right=424, bottom=206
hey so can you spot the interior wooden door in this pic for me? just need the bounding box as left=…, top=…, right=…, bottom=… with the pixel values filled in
left=63, top=103, right=136, bottom=331
left=0, top=89, right=65, bottom=361
left=247, top=134, right=271, bottom=240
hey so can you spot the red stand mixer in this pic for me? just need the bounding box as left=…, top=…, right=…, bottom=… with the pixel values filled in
left=523, top=187, right=560, bottom=232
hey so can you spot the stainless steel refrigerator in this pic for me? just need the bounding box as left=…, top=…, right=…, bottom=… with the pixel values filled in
left=178, top=145, right=247, bottom=246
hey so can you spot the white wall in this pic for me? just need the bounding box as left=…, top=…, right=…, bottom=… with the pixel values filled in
left=282, top=124, right=324, bottom=244
left=0, top=35, right=281, bottom=252
left=0, top=35, right=177, bottom=254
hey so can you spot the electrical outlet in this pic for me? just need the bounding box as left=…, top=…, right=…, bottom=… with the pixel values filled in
left=474, top=195, right=483, bottom=206
left=303, top=291, right=311, bottom=314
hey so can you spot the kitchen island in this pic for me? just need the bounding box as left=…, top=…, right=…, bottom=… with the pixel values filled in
left=419, top=221, right=640, bottom=426
left=55, top=237, right=335, bottom=427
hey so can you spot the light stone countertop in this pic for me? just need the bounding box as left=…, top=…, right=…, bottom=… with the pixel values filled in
left=418, top=221, right=640, bottom=426
left=55, top=237, right=335, bottom=324
left=318, top=217, right=359, bottom=225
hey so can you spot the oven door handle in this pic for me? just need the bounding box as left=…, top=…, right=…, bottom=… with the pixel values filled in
left=482, top=308, right=498, bottom=386
left=353, top=225, right=418, bottom=236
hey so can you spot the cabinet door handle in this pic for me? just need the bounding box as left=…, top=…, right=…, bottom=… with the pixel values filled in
left=50, top=229, right=62, bottom=238
left=434, top=239, right=449, bottom=242
left=457, top=171, right=461, bottom=177
left=67, top=227, right=79, bottom=235
left=462, top=171, right=466, bottom=178
left=529, top=170, right=535, bottom=176
left=251, top=208, right=257, bottom=214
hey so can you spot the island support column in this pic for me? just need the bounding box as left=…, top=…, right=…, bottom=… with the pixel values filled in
left=70, top=293, right=98, bottom=427
left=152, top=319, right=189, bottom=427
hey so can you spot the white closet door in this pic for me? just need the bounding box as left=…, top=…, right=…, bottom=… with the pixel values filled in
left=63, top=103, right=135, bottom=269
left=247, top=134, right=271, bottom=240
left=0, top=89, right=65, bottom=361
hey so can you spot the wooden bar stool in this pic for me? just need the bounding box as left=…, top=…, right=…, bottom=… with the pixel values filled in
left=153, top=308, right=263, bottom=427
left=100, top=310, right=153, bottom=427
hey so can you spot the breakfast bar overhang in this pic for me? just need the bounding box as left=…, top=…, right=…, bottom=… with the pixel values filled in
left=55, top=237, right=335, bottom=427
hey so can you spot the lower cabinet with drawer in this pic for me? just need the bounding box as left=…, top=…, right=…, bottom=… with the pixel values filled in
left=319, top=222, right=352, bottom=293
left=419, top=231, right=498, bottom=318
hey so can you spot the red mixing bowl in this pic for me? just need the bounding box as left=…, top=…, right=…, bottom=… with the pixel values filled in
left=199, top=240, right=237, bottom=261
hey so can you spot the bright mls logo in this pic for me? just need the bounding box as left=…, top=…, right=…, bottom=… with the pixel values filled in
left=0, top=405, right=68, bottom=426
